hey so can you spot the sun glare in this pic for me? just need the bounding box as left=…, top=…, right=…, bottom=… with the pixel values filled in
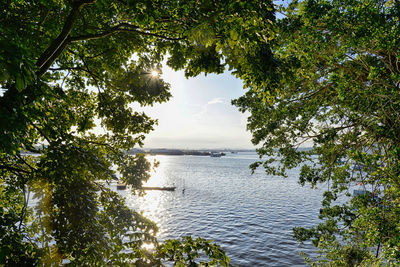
left=151, top=70, right=158, bottom=77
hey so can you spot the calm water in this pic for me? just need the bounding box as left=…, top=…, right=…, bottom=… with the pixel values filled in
left=119, top=152, right=326, bottom=266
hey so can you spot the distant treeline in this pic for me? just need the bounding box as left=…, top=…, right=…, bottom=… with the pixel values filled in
left=126, top=148, right=255, bottom=156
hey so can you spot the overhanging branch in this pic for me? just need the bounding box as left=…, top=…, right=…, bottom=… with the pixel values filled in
left=36, top=0, right=96, bottom=77
left=0, top=165, right=30, bottom=174
left=36, top=1, right=184, bottom=78
left=68, top=24, right=184, bottom=42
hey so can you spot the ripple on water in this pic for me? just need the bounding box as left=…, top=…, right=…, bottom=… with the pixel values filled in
left=122, top=153, right=324, bottom=266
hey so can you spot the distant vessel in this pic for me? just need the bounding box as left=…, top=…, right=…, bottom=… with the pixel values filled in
left=117, top=182, right=127, bottom=190
left=210, top=152, right=226, bottom=157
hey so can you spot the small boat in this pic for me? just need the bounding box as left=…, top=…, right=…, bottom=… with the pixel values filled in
left=117, top=182, right=127, bottom=190
left=142, top=186, right=176, bottom=191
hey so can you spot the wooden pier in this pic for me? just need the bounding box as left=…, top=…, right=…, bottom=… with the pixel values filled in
left=116, top=183, right=176, bottom=191
left=142, top=186, right=176, bottom=191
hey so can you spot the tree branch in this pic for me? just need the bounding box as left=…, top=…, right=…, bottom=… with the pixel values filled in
left=36, top=0, right=97, bottom=77
left=37, top=9, right=182, bottom=77
left=0, top=165, right=30, bottom=174
left=19, top=185, right=30, bottom=232
left=31, top=123, right=52, bottom=144
left=68, top=23, right=184, bottom=43
left=49, top=66, right=87, bottom=72
left=16, top=154, right=37, bottom=172
left=78, top=53, right=103, bottom=92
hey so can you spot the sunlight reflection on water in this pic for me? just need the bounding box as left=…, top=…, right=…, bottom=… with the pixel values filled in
left=143, top=156, right=170, bottom=187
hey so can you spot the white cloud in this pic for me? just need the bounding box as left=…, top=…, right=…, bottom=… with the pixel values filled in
left=207, top=97, right=224, bottom=105
left=193, top=97, right=225, bottom=121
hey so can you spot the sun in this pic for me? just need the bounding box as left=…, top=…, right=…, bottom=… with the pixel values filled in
left=151, top=70, right=158, bottom=77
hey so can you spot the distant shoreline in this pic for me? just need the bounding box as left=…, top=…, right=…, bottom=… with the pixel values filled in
left=22, top=147, right=314, bottom=157
left=127, top=148, right=254, bottom=156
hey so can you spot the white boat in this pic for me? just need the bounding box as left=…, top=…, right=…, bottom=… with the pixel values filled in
left=117, top=182, right=127, bottom=190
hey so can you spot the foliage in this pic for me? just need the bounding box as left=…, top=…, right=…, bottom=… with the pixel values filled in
left=0, top=0, right=274, bottom=265
left=233, top=0, right=400, bottom=265
left=156, top=236, right=230, bottom=267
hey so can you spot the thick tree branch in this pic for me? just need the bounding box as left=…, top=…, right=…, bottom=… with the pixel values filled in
left=0, top=165, right=30, bottom=174
left=36, top=0, right=96, bottom=77
left=49, top=66, right=86, bottom=72
left=68, top=23, right=184, bottom=42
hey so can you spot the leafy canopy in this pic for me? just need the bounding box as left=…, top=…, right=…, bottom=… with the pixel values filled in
left=234, top=0, right=400, bottom=265
left=0, top=0, right=274, bottom=265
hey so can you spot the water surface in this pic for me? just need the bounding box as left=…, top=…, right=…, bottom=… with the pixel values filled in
left=120, top=152, right=326, bottom=266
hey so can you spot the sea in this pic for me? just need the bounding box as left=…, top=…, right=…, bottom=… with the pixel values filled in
left=118, top=152, right=327, bottom=266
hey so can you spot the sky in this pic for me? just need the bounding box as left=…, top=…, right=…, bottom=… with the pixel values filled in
left=136, top=65, right=254, bottom=150
left=0, top=59, right=255, bottom=150
left=137, top=1, right=292, bottom=150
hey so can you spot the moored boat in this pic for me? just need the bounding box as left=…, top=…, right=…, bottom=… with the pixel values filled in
left=117, top=182, right=127, bottom=190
